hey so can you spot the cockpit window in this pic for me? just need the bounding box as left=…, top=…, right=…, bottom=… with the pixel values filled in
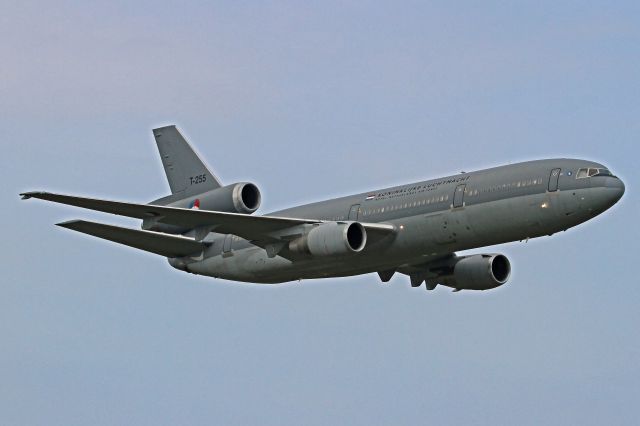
left=576, top=168, right=615, bottom=178
left=594, top=169, right=613, bottom=177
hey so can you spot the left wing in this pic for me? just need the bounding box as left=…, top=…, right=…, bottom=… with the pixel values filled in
left=21, top=191, right=396, bottom=246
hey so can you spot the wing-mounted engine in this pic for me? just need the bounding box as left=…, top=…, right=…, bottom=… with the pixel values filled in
left=404, top=254, right=511, bottom=291
left=288, top=222, right=367, bottom=257
left=449, top=254, right=511, bottom=290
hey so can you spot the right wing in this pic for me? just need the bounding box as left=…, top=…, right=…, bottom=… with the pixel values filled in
left=58, top=220, right=205, bottom=258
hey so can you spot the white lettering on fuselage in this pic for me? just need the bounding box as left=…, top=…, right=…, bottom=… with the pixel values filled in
left=367, top=175, right=471, bottom=202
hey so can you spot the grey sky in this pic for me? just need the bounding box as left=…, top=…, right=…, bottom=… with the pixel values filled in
left=2, top=1, right=638, bottom=425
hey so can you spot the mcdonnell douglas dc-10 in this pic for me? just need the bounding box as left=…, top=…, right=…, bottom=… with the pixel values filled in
left=21, top=126, right=625, bottom=291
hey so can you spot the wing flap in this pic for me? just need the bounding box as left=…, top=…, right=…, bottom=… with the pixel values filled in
left=57, top=220, right=204, bottom=258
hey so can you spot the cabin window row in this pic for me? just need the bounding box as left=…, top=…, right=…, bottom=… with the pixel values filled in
left=361, top=194, right=450, bottom=217
left=475, top=178, right=544, bottom=195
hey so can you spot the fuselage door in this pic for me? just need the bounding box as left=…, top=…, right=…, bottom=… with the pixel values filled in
left=548, top=168, right=561, bottom=192
left=453, top=184, right=466, bottom=208
left=348, top=204, right=361, bottom=221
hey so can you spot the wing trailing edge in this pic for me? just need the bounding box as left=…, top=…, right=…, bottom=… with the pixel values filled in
left=57, top=220, right=205, bottom=258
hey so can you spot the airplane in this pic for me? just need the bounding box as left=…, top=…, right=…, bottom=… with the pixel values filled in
left=21, top=125, right=625, bottom=291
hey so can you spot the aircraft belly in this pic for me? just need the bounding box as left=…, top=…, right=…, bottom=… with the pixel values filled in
left=187, top=247, right=289, bottom=283
left=189, top=243, right=426, bottom=283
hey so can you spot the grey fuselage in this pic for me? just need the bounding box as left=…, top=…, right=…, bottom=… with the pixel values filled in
left=178, top=159, right=625, bottom=283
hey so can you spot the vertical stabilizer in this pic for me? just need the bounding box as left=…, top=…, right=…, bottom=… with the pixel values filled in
left=153, top=125, right=222, bottom=197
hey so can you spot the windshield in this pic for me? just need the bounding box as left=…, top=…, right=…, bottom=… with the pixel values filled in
left=577, top=168, right=615, bottom=178
left=593, top=168, right=613, bottom=177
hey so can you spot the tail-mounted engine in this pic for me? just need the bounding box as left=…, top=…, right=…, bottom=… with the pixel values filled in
left=174, top=182, right=261, bottom=214
left=143, top=182, right=261, bottom=234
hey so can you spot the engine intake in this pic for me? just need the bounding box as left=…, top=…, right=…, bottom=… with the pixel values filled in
left=289, top=222, right=367, bottom=257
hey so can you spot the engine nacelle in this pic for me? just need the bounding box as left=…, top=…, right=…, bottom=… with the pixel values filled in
left=143, top=182, right=261, bottom=234
left=289, top=222, right=367, bottom=257
left=448, top=254, right=511, bottom=290
left=169, top=182, right=261, bottom=214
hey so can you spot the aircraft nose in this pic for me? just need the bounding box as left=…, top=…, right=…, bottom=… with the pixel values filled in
left=605, top=177, right=625, bottom=205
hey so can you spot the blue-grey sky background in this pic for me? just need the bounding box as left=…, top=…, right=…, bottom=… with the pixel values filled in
left=2, top=1, right=638, bottom=425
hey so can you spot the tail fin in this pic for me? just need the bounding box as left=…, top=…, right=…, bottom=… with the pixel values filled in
left=152, top=125, right=222, bottom=197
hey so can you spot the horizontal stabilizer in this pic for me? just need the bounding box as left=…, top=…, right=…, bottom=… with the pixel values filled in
left=57, top=220, right=204, bottom=258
